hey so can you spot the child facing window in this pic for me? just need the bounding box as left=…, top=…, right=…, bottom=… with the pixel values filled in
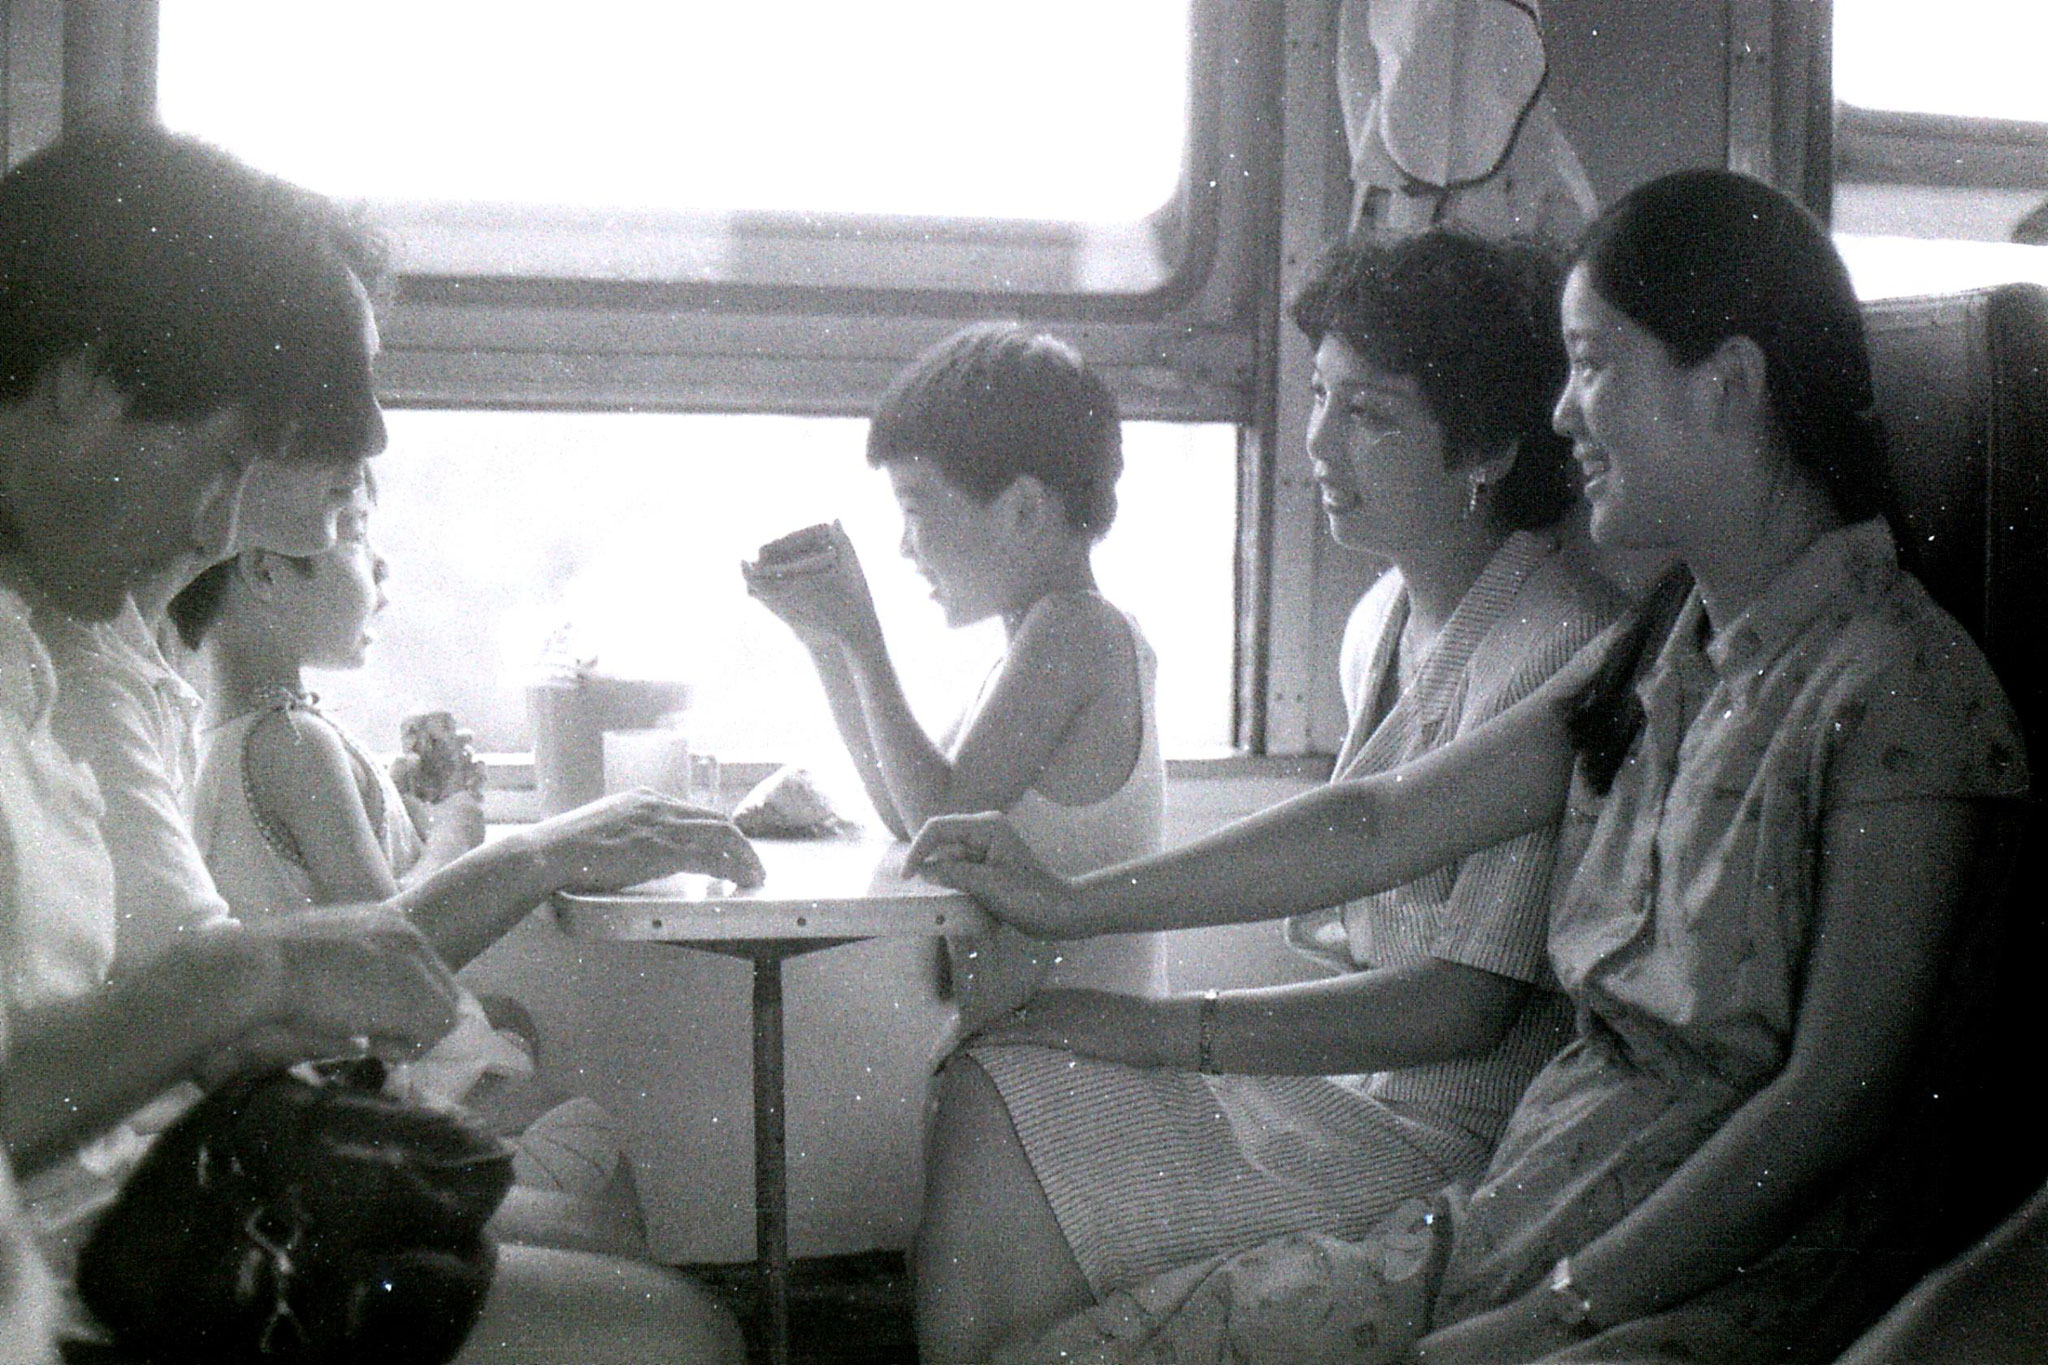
left=746, top=323, right=1165, bottom=1028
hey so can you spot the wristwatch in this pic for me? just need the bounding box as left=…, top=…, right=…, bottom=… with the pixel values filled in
left=1547, top=1256, right=1595, bottom=1331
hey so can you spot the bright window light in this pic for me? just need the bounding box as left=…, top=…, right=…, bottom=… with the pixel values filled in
left=1833, top=1, right=2048, bottom=297
left=310, top=412, right=1238, bottom=774
left=157, top=1, right=1190, bottom=223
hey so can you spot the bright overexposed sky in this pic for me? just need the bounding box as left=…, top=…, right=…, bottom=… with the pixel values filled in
left=157, top=0, right=1190, bottom=222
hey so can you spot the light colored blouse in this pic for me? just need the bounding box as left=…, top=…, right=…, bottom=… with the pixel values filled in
left=193, top=695, right=426, bottom=919
left=192, top=695, right=530, bottom=1104
left=1, top=577, right=117, bottom=1359
left=36, top=598, right=233, bottom=974
left=1437, top=518, right=2029, bottom=1324
left=1000, top=520, right=2030, bottom=1364
left=1288, top=530, right=1620, bottom=1150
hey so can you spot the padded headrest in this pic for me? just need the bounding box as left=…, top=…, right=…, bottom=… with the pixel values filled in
left=1863, top=284, right=2048, bottom=762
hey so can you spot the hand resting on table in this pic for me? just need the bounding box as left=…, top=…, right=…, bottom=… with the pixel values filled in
left=905, top=811, right=1093, bottom=939
left=529, top=787, right=766, bottom=892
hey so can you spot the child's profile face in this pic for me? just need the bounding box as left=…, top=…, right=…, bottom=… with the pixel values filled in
left=884, top=457, right=1011, bottom=628
left=288, top=499, right=389, bottom=671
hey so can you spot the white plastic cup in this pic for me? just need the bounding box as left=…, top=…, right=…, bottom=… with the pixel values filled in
left=528, top=681, right=603, bottom=816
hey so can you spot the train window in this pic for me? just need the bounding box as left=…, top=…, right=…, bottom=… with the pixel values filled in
left=311, top=411, right=1239, bottom=767
left=152, top=2, right=1269, bottom=756
left=1832, top=0, right=2048, bottom=298
left=158, top=0, right=1196, bottom=295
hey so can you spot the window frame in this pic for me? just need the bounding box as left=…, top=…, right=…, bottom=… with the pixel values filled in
left=28, top=0, right=1301, bottom=756
left=365, top=1, right=1283, bottom=428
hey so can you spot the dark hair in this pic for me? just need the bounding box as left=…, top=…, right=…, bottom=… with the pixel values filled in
left=866, top=323, right=1123, bottom=537
left=1565, top=170, right=1888, bottom=792
left=1568, top=167, right=1888, bottom=523
left=166, top=559, right=237, bottom=651
left=1290, top=230, right=1577, bottom=531
left=0, top=122, right=387, bottom=466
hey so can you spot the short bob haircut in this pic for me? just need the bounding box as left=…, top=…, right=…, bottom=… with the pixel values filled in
left=0, top=122, right=388, bottom=467
left=866, top=322, right=1123, bottom=538
left=1291, top=230, right=1577, bottom=532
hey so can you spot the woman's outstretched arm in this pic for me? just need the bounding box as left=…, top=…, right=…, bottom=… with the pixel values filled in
left=389, top=789, right=763, bottom=970
left=908, top=639, right=1596, bottom=939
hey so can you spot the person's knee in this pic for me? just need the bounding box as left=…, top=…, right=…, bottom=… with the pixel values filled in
left=456, top=1247, right=744, bottom=1365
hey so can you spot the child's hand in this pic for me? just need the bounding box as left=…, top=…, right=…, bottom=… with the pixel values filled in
left=418, top=789, right=487, bottom=858
left=742, top=521, right=884, bottom=654
left=394, top=712, right=486, bottom=804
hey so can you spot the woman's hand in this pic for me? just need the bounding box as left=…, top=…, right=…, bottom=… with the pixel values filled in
left=973, top=988, right=1200, bottom=1070
left=904, top=812, right=1095, bottom=937
left=531, top=788, right=767, bottom=892
left=741, top=521, right=885, bottom=656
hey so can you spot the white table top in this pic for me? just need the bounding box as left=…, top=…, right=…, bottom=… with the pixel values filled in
left=553, top=832, right=990, bottom=942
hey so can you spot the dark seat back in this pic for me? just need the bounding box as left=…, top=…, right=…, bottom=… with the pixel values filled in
left=1784, top=284, right=2048, bottom=1358
left=1864, top=284, right=2048, bottom=757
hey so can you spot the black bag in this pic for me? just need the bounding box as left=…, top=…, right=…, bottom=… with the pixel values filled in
left=77, top=1060, right=514, bottom=1365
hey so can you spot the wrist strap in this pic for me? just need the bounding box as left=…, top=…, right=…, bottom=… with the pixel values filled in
left=1197, top=990, right=1221, bottom=1074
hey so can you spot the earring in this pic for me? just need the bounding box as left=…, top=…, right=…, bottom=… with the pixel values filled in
left=1464, top=474, right=1485, bottom=519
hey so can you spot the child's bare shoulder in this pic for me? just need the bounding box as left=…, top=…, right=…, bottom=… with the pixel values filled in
left=1014, top=591, right=1133, bottom=668
left=243, top=706, right=357, bottom=811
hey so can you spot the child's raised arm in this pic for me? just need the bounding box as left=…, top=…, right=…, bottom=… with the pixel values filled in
left=745, top=521, right=912, bottom=835
left=746, top=525, right=1123, bottom=837
left=922, top=592, right=1122, bottom=820
left=838, top=589, right=1116, bottom=836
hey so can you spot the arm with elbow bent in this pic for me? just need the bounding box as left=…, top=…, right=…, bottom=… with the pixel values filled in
left=389, top=788, right=764, bottom=971
left=806, top=641, right=911, bottom=839
left=845, top=591, right=1113, bottom=835
left=1414, top=796, right=1990, bottom=1362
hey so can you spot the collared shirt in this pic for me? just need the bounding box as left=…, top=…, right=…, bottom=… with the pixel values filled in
left=1, top=578, right=120, bottom=1011
left=1287, top=531, right=1622, bottom=1145
left=1434, top=518, right=2029, bottom=1327
left=1, top=575, right=113, bottom=1361
left=1555, top=517, right=2028, bottom=1091
left=34, top=598, right=233, bottom=976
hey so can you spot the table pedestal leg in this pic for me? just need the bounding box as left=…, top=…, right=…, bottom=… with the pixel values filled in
left=753, top=953, right=791, bottom=1365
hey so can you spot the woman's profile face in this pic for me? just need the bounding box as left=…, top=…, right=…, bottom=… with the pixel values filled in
left=1306, top=334, right=1464, bottom=559
left=1554, top=266, right=1717, bottom=551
